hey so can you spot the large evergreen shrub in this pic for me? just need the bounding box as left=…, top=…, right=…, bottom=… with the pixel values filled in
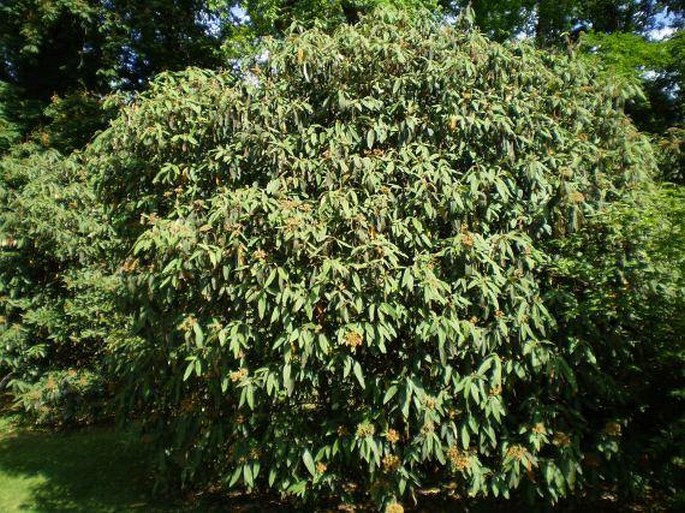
left=92, top=8, right=673, bottom=508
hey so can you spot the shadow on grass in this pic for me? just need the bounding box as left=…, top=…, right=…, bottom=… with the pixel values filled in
left=0, top=418, right=298, bottom=513
left=0, top=423, right=166, bottom=512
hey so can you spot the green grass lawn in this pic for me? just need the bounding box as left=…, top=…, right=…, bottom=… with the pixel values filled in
left=0, top=415, right=283, bottom=513
left=0, top=415, right=169, bottom=512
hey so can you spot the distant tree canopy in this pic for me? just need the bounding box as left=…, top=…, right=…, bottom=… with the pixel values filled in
left=0, top=0, right=227, bottom=97
left=0, top=0, right=233, bottom=147
left=465, top=1, right=683, bottom=44
left=580, top=29, right=684, bottom=132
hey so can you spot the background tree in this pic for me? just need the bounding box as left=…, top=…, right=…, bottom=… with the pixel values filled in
left=0, top=144, right=128, bottom=425
left=0, top=0, right=231, bottom=151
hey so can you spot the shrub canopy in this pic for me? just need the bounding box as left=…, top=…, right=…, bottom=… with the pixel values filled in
left=92, top=8, right=661, bottom=508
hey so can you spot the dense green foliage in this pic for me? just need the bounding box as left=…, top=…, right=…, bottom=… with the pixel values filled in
left=452, top=2, right=685, bottom=147
left=0, top=1, right=228, bottom=95
left=84, top=9, right=683, bottom=508
left=0, top=1, right=682, bottom=510
left=547, top=185, right=684, bottom=499
left=0, top=145, right=124, bottom=425
left=658, top=126, right=685, bottom=182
